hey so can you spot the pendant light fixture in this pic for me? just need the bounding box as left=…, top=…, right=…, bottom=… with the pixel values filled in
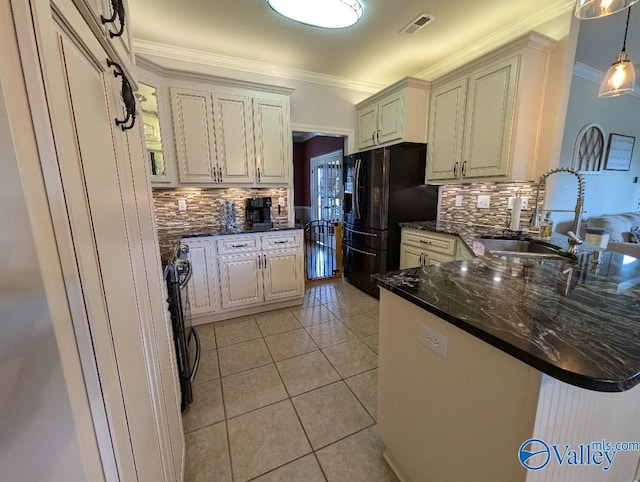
left=575, top=0, right=639, bottom=19
left=599, top=7, right=636, bottom=97
left=265, top=0, right=363, bottom=29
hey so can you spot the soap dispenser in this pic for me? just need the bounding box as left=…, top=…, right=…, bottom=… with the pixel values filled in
left=539, top=211, right=553, bottom=239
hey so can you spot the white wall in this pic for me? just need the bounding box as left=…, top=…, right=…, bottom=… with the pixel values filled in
left=138, top=53, right=367, bottom=132
left=0, top=76, right=87, bottom=481
left=547, top=75, right=640, bottom=228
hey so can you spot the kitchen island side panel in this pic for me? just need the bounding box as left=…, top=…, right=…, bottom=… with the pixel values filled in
left=378, top=288, right=541, bottom=482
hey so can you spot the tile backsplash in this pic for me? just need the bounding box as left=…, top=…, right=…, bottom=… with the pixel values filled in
left=153, top=187, right=289, bottom=262
left=439, top=181, right=544, bottom=230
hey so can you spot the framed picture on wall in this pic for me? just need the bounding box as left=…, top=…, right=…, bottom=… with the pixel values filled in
left=604, top=134, right=635, bottom=171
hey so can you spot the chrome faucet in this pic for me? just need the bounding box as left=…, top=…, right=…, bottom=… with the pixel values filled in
left=531, top=168, right=586, bottom=254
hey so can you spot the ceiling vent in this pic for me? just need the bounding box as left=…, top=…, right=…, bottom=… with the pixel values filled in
left=400, top=13, right=435, bottom=35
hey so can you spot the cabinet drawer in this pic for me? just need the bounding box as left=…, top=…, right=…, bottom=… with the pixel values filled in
left=216, top=235, right=260, bottom=255
left=261, top=233, right=301, bottom=251
left=403, top=230, right=456, bottom=255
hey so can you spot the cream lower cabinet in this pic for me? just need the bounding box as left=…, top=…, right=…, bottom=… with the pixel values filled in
left=185, top=238, right=220, bottom=315
left=218, top=253, right=264, bottom=310
left=183, top=230, right=304, bottom=321
left=400, top=229, right=473, bottom=269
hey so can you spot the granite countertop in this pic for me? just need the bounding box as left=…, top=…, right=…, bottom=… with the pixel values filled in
left=376, top=225, right=640, bottom=392
left=181, top=223, right=303, bottom=239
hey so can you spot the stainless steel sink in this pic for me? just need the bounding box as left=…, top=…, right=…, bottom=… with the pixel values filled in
left=478, top=237, right=573, bottom=259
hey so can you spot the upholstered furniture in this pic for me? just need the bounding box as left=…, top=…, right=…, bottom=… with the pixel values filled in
left=584, top=212, right=640, bottom=258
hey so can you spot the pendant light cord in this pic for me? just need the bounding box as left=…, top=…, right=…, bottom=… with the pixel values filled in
left=622, top=7, right=632, bottom=53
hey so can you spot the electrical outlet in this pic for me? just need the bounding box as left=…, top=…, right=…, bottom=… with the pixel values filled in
left=455, top=195, right=463, bottom=207
left=419, top=322, right=448, bottom=358
left=477, top=195, right=490, bottom=209
left=177, top=199, right=187, bottom=212
left=278, top=197, right=286, bottom=207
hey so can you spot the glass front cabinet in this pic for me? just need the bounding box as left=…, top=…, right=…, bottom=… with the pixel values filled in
left=137, top=66, right=176, bottom=186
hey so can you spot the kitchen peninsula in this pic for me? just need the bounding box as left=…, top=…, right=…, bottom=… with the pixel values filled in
left=374, top=227, right=640, bottom=482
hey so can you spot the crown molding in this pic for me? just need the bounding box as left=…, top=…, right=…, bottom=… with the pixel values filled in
left=573, top=61, right=640, bottom=98
left=573, top=61, right=603, bottom=84
left=133, top=39, right=385, bottom=94
left=415, top=0, right=574, bottom=81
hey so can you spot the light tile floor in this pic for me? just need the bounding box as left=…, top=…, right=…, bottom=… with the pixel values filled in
left=183, top=278, right=398, bottom=482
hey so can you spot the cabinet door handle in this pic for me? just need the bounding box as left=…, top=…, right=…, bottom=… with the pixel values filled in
left=274, top=240, right=288, bottom=244
left=107, top=59, right=136, bottom=131
left=231, top=243, right=248, bottom=248
left=257, top=255, right=261, bottom=269
left=419, top=253, right=423, bottom=265
left=371, top=132, right=375, bottom=144
left=213, top=166, right=218, bottom=182
left=453, top=162, right=458, bottom=177
left=218, top=166, right=223, bottom=182
left=101, top=0, right=125, bottom=38
left=376, top=130, right=380, bottom=144
left=419, top=239, right=432, bottom=245
left=462, top=160, right=467, bottom=177
left=423, top=253, right=428, bottom=266
left=263, top=254, right=267, bottom=267
left=257, top=167, right=261, bottom=182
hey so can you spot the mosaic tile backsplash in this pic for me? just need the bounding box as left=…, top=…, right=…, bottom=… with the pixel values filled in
left=439, top=181, right=544, bottom=231
left=153, top=187, right=289, bottom=263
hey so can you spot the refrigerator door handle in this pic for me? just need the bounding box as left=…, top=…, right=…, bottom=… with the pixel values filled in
left=345, top=226, right=378, bottom=237
left=346, top=245, right=377, bottom=257
left=354, top=158, right=361, bottom=219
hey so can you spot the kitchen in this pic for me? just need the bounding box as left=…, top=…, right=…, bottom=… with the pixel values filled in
left=3, top=0, right=640, bottom=481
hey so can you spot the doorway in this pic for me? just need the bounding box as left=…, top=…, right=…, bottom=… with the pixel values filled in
left=292, top=132, right=346, bottom=281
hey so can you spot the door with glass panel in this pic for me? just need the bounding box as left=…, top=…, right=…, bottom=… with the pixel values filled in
left=306, top=150, right=343, bottom=280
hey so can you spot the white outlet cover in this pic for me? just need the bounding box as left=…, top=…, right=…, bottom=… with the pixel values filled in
left=177, top=199, right=187, bottom=212
left=455, top=195, right=463, bottom=207
left=419, top=322, right=448, bottom=358
left=477, top=195, right=490, bottom=209
left=521, top=196, right=529, bottom=209
left=278, top=196, right=286, bottom=206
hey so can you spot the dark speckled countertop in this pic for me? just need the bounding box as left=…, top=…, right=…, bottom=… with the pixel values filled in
left=377, top=221, right=640, bottom=392
left=182, top=224, right=303, bottom=238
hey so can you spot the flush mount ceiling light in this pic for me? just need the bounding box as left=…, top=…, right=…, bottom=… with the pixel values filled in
left=575, top=0, right=639, bottom=19
left=265, top=0, right=363, bottom=28
left=599, top=7, right=636, bottom=97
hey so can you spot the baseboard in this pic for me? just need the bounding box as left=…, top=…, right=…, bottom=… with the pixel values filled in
left=191, top=298, right=303, bottom=325
left=383, top=450, right=412, bottom=482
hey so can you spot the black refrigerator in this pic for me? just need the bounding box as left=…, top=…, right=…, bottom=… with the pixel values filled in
left=342, top=142, right=440, bottom=297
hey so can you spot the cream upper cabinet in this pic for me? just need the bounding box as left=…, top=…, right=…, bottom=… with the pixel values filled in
left=358, top=103, right=379, bottom=149
left=165, top=78, right=292, bottom=187
left=462, top=56, right=518, bottom=179
left=253, top=97, right=290, bottom=184
left=426, top=32, right=555, bottom=183
left=137, top=65, right=177, bottom=186
left=213, top=92, right=255, bottom=183
left=356, top=77, right=430, bottom=152
left=71, top=0, right=136, bottom=78
left=426, top=78, right=467, bottom=181
left=171, top=86, right=218, bottom=183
